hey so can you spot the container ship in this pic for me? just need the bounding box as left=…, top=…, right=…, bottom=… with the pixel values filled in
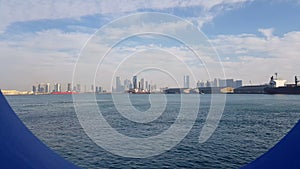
left=264, top=75, right=300, bottom=94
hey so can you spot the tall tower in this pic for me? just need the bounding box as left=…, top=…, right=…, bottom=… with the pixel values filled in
left=140, top=78, right=145, bottom=90
left=45, top=83, right=50, bottom=93
left=133, top=76, right=138, bottom=89
left=67, top=83, right=72, bottom=92
left=184, top=75, right=189, bottom=88
left=76, top=84, right=81, bottom=93
left=145, top=81, right=149, bottom=91
left=116, top=76, right=121, bottom=92
left=54, top=83, right=61, bottom=92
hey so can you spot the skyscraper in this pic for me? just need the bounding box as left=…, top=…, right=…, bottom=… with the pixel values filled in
left=140, top=78, right=145, bottom=90
left=145, top=81, right=149, bottom=91
left=226, top=79, right=234, bottom=88
left=76, top=84, right=81, bottom=92
left=133, top=76, right=138, bottom=89
left=32, top=85, right=37, bottom=93
left=184, top=75, right=190, bottom=88
left=67, top=83, right=72, bottom=92
left=213, top=78, right=219, bottom=87
left=124, top=79, right=131, bottom=90
left=196, top=80, right=205, bottom=88
left=45, top=83, right=50, bottom=93
left=116, top=76, right=122, bottom=92
left=234, top=80, right=243, bottom=88
left=54, top=83, right=61, bottom=92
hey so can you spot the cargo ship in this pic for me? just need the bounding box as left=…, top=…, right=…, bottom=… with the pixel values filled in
left=264, top=75, right=300, bottom=94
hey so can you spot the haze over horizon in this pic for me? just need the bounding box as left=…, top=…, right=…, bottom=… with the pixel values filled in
left=1, top=0, right=300, bottom=91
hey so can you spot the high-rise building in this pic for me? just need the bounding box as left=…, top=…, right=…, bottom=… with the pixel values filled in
left=206, top=81, right=212, bottom=87
left=76, top=84, right=81, bottom=92
left=116, top=76, right=122, bottom=92
left=234, top=80, right=243, bottom=88
left=45, top=83, right=50, bottom=93
left=145, top=81, right=149, bottom=91
left=67, top=83, right=72, bottom=92
left=197, top=80, right=205, bottom=88
left=218, top=79, right=227, bottom=87
left=124, top=79, right=131, bottom=90
left=133, top=76, right=138, bottom=89
left=184, top=75, right=190, bottom=88
left=98, top=86, right=102, bottom=93
left=226, top=79, right=234, bottom=88
left=213, top=78, right=219, bottom=87
left=140, top=78, right=145, bottom=90
left=96, top=86, right=102, bottom=93
left=54, top=83, right=61, bottom=92
left=32, top=85, right=37, bottom=93
left=38, top=84, right=44, bottom=93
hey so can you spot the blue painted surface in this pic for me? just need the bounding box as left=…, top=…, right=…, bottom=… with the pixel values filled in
left=242, top=121, right=300, bottom=168
left=0, top=91, right=79, bottom=169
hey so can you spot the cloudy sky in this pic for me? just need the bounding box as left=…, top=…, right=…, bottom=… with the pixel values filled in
left=1, top=0, right=300, bottom=91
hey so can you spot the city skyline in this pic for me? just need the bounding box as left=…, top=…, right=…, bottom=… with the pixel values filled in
left=1, top=1, right=300, bottom=90
left=29, top=75, right=243, bottom=93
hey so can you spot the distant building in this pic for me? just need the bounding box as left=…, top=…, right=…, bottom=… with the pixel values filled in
left=67, top=83, right=72, bottom=92
left=234, top=80, right=243, bottom=88
left=140, top=78, right=145, bottom=90
left=45, top=83, right=50, bottom=93
left=205, top=81, right=212, bottom=87
left=213, top=78, right=219, bottom=87
left=145, top=81, right=149, bottom=91
left=116, top=76, right=122, bottom=92
left=218, top=79, right=227, bottom=87
left=54, top=83, right=61, bottom=92
left=225, top=79, right=234, bottom=88
left=76, top=84, right=81, bottom=92
left=197, top=80, right=205, bottom=88
left=124, top=79, right=131, bottom=91
left=133, top=76, right=138, bottom=89
left=38, top=84, right=44, bottom=93
left=95, top=86, right=102, bottom=93
left=184, top=75, right=190, bottom=88
left=32, top=85, right=37, bottom=93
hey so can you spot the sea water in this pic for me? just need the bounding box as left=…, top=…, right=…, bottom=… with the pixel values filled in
left=6, top=94, right=300, bottom=169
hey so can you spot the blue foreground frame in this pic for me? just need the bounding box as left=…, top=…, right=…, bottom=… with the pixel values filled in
left=242, top=119, right=300, bottom=168
left=0, top=91, right=79, bottom=169
left=1, top=90, right=300, bottom=168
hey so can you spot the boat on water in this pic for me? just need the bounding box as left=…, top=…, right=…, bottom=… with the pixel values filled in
left=264, top=75, right=300, bottom=94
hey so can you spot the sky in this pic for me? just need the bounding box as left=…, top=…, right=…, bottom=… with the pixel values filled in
left=1, top=0, right=300, bottom=91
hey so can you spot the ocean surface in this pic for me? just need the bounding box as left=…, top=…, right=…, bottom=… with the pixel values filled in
left=5, top=94, right=300, bottom=169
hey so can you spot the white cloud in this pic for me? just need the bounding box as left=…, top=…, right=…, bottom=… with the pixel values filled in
left=0, top=30, right=91, bottom=90
left=0, top=0, right=253, bottom=32
left=211, top=29, right=300, bottom=84
left=258, top=28, right=275, bottom=40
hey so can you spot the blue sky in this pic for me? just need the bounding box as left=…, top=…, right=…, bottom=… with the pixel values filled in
left=203, top=0, right=300, bottom=36
left=0, top=0, right=300, bottom=91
